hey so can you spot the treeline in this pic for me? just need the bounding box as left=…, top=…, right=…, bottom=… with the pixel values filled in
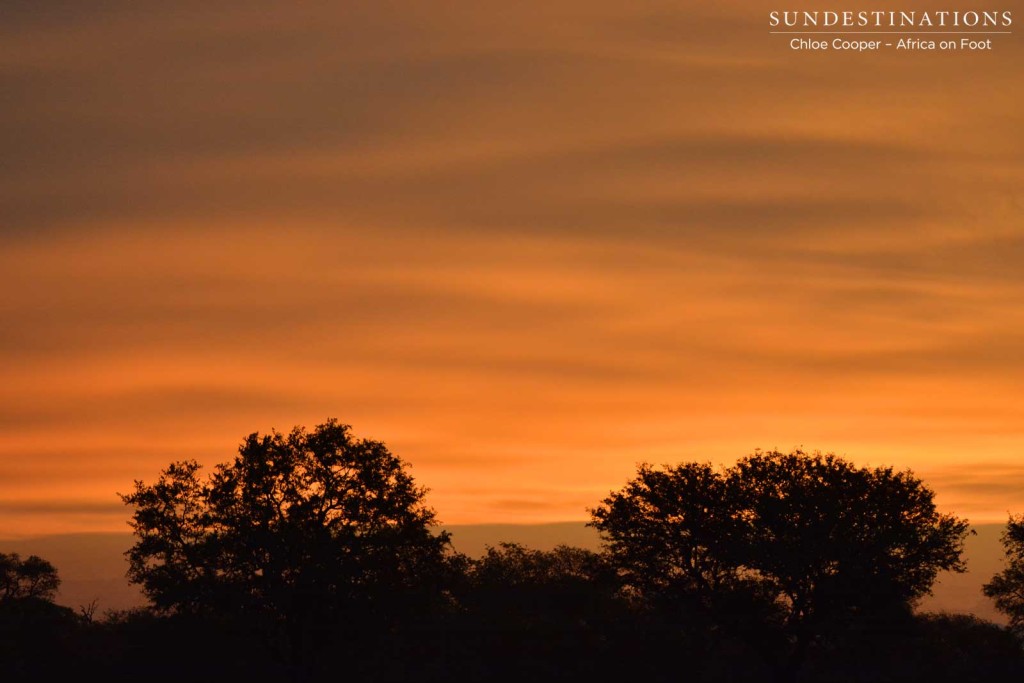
left=2, top=553, right=1022, bottom=683
left=2, top=420, right=1024, bottom=683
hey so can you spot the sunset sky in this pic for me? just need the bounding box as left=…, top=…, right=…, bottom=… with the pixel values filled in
left=2, top=0, right=1023, bottom=538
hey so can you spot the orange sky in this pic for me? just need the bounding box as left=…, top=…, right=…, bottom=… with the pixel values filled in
left=2, top=0, right=1023, bottom=537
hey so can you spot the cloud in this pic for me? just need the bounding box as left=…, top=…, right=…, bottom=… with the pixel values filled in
left=0, top=500, right=124, bottom=516
left=927, top=464, right=1024, bottom=501
left=1, top=0, right=1023, bottom=533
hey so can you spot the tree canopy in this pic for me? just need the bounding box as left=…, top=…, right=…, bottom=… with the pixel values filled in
left=590, top=450, right=971, bottom=680
left=462, top=543, right=615, bottom=629
left=121, top=419, right=451, bottom=654
left=983, top=514, right=1024, bottom=630
left=0, top=552, right=61, bottom=603
left=588, top=461, right=746, bottom=604
left=731, top=451, right=969, bottom=619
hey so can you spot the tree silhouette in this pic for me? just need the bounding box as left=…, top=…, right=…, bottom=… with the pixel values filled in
left=0, top=553, right=60, bottom=603
left=731, top=451, right=970, bottom=680
left=588, top=462, right=749, bottom=605
left=0, top=552, right=81, bottom=680
left=121, top=419, right=452, bottom=668
left=591, top=450, right=971, bottom=682
left=983, top=514, right=1024, bottom=631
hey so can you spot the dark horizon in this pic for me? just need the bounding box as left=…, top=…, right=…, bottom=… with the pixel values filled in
left=0, top=521, right=1009, bottom=623
left=4, top=441, right=1023, bottom=683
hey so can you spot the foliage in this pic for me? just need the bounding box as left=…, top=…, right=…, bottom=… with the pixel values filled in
left=732, top=451, right=969, bottom=620
left=0, top=555, right=78, bottom=683
left=590, top=450, right=971, bottom=679
left=0, top=552, right=61, bottom=603
left=983, top=514, right=1024, bottom=630
left=462, top=543, right=616, bottom=629
left=589, top=462, right=745, bottom=602
left=120, top=419, right=452, bottom=658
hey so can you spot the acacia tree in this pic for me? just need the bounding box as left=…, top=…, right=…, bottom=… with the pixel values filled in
left=591, top=450, right=970, bottom=681
left=121, top=419, right=452, bottom=661
left=983, top=514, right=1024, bottom=630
